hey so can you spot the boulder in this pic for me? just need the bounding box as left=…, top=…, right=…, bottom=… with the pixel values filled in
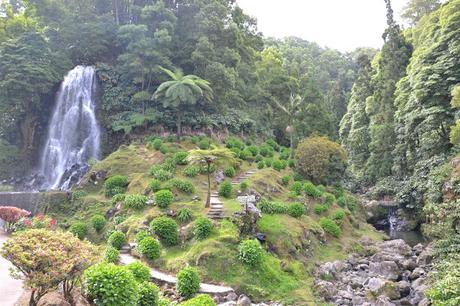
left=378, top=239, right=412, bottom=256
left=417, top=244, right=434, bottom=266
left=38, top=292, right=71, bottom=306
left=396, top=280, right=411, bottom=297
left=225, top=292, right=238, bottom=302
left=409, top=267, right=426, bottom=280
left=236, top=295, right=251, bottom=306
left=369, top=261, right=400, bottom=280
left=366, top=277, right=386, bottom=293
left=314, top=280, right=338, bottom=300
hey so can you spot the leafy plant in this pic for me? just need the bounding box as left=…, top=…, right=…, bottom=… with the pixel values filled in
left=138, top=282, right=160, bottom=306
left=150, top=217, right=179, bottom=246
left=179, top=294, right=216, bottom=306
left=239, top=239, right=264, bottom=266
left=177, top=208, right=193, bottom=223
left=291, top=181, right=303, bottom=195
left=198, top=138, right=210, bottom=149
left=0, top=206, right=30, bottom=231
left=226, top=137, right=245, bottom=149
left=104, top=175, right=129, bottom=197
left=124, top=194, right=148, bottom=210
left=287, top=203, right=305, bottom=218
left=137, top=237, right=161, bottom=261
left=323, top=192, right=336, bottom=206
left=151, top=139, right=162, bottom=150
left=126, top=261, right=151, bottom=282
left=257, top=161, right=265, bottom=169
left=258, top=199, right=287, bottom=214
left=176, top=267, right=200, bottom=298
left=149, top=179, right=162, bottom=192
left=319, top=218, right=341, bottom=237
left=219, top=181, right=233, bottom=198
left=113, top=216, right=126, bottom=225
left=150, top=165, right=174, bottom=181
left=69, top=222, right=88, bottom=240
left=155, top=190, right=174, bottom=208
left=281, top=175, right=290, bottom=186
left=108, top=231, right=126, bottom=250
left=183, top=166, right=200, bottom=177
left=91, top=215, right=106, bottom=232
left=247, top=145, right=259, bottom=156
left=173, top=151, right=189, bottom=165
left=171, top=179, right=195, bottom=193
left=314, top=204, right=328, bottom=215
left=193, top=217, right=213, bottom=240
left=103, top=246, right=120, bottom=263
left=303, top=182, right=322, bottom=198
left=332, top=209, right=346, bottom=221
left=240, top=181, right=248, bottom=190
left=111, top=193, right=126, bottom=204
left=224, top=167, right=236, bottom=178
left=135, top=230, right=150, bottom=243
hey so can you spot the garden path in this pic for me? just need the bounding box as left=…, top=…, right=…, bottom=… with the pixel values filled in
left=0, top=231, right=24, bottom=306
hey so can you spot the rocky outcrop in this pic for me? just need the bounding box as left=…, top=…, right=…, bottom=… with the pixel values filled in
left=315, top=239, right=433, bottom=306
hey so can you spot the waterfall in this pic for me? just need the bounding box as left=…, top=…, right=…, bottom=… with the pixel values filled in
left=39, top=66, right=100, bottom=190
left=388, top=207, right=398, bottom=238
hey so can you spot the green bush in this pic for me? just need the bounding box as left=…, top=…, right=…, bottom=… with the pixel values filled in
left=90, top=215, right=106, bottom=232
left=193, top=217, right=213, bottom=240
left=177, top=208, right=193, bottom=223
left=135, top=230, right=150, bottom=243
left=179, top=294, right=216, bottom=306
left=103, top=246, right=120, bottom=263
left=219, top=181, right=233, bottom=198
left=152, top=139, right=162, bottom=150
left=198, top=138, right=210, bottom=149
left=72, top=190, right=88, bottom=201
left=257, top=161, right=265, bottom=169
left=183, top=166, right=200, bottom=177
left=332, top=209, right=346, bottom=221
left=173, top=151, right=189, bottom=165
left=155, top=190, right=174, bottom=208
left=239, top=149, right=253, bottom=161
left=264, top=158, right=273, bottom=167
left=126, top=261, right=151, bottom=282
left=176, top=267, right=200, bottom=298
left=230, top=147, right=241, bottom=157
left=113, top=216, right=126, bottom=225
left=161, top=157, right=177, bottom=172
left=240, top=181, right=248, bottom=190
left=171, top=179, right=195, bottom=194
left=149, top=179, right=162, bottom=192
left=323, top=192, right=336, bottom=206
left=111, top=193, right=126, bottom=204
left=247, top=145, right=259, bottom=156
left=138, top=282, right=160, bottom=306
left=150, top=217, right=179, bottom=246
left=259, top=144, right=273, bottom=157
left=287, top=203, right=305, bottom=218
left=159, top=145, right=169, bottom=154
left=124, top=194, right=148, bottom=210
left=105, top=175, right=129, bottom=197
left=293, top=173, right=303, bottom=181
left=226, top=137, right=244, bottom=150
left=199, top=164, right=216, bottom=174
left=108, top=231, right=126, bottom=250
left=239, top=239, right=263, bottom=266
left=281, top=175, right=290, bottom=186
left=291, top=181, right=303, bottom=195
left=255, top=155, right=263, bottom=162
left=303, top=182, right=322, bottom=198
left=319, top=218, right=341, bottom=238
left=138, top=237, right=161, bottom=260
left=85, top=263, right=139, bottom=306
left=191, top=136, right=200, bottom=144
left=266, top=139, right=280, bottom=151
left=258, top=199, right=287, bottom=214
left=272, top=160, right=283, bottom=171
left=150, top=165, right=174, bottom=181
left=224, top=167, right=236, bottom=178
left=288, top=159, right=295, bottom=168
left=280, top=148, right=290, bottom=160
left=314, top=204, right=328, bottom=215
left=69, top=222, right=88, bottom=240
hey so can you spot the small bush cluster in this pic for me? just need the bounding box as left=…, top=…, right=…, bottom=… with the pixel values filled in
left=332, top=209, right=346, bottom=221
left=124, top=194, right=148, bottom=210
left=177, top=208, right=193, bottom=223
left=259, top=144, right=274, bottom=157
left=91, top=215, right=106, bottom=232
left=266, top=139, right=280, bottom=151
left=239, top=239, right=263, bottom=266
left=258, top=199, right=287, bottom=214
left=219, top=181, right=233, bottom=198
left=291, top=181, right=303, bottom=195
left=173, top=151, right=188, bottom=165
left=226, top=137, right=245, bottom=150
left=108, top=231, right=126, bottom=250
left=287, top=203, right=305, bottom=218
left=247, top=145, right=259, bottom=156
left=224, top=167, right=236, bottom=178
left=137, top=237, right=161, bottom=260
left=150, top=217, right=179, bottom=246
left=257, top=161, right=265, bottom=169
left=314, top=204, right=328, bottom=215
left=183, top=166, right=200, bottom=177
left=135, top=230, right=149, bottom=243
left=171, top=179, right=195, bottom=193
left=179, top=294, right=216, bottom=306
left=138, top=282, right=160, bottom=306
left=193, top=217, right=213, bottom=240
left=319, top=218, right=341, bottom=238
left=150, top=138, right=163, bottom=150
left=272, top=159, right=287, bottom=171
left=176, top=267, right=200, bottom=298
left=149, top=179, right=162, bottom=192
left=105, top=175, right=129, bottom=197
left=281, top=175, right=290, bottom=186
left=323, top=192, right=336, bottom=206
left=198, top=138, right=210, bottom=149
left=240, top=181, right=248, bottom=190
left=126, top=261, right=151, bottom=282
left=103, top=246, right=120, bottom=263
left=150, top=165, right=174, bottom=181
left=69, top=222, right=88, bottom=240
left=155, top=190, right=174, bottom=208
left=303, top=182, right=322, bottom=198
left=111, top=193, right=126, bottom=204
left=264, top=158, right=272, bottom=167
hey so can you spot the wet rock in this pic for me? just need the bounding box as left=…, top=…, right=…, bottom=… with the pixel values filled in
left=396, top=280, right=411, bottom=297
left=402, top=259, right=417, bottom=271
left=379, top=239, right=412, bottom=256
left=409, top=267, right=425, bottom=280
left=417, top=244, right=434, bottom=266
left=225, top=292, right=238, bottom=302
left=236, top=294, right=251, bottom=306
left=366, top=277, right=385, bottom=293
left=369, top=261, right=400, bottom=280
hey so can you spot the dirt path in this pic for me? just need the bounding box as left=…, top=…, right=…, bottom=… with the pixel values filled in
left=0, top=232, right=23, bottom=306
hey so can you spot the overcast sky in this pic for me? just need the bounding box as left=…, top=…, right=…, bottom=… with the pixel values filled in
left=236, top=0, right=409, bottom=52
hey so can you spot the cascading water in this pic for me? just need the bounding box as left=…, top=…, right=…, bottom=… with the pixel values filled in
left=39, top=66, right=100, bottom=190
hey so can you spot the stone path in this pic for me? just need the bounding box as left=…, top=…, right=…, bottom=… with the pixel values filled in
left=207, top=191, right=225, bottom=220
left=119, top=253, right=234, bottom=294
left=231, top=169, right=257, bottom=186
left=0, top=232, right=23, bottom=306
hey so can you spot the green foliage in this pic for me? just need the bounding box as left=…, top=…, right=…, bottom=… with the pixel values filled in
left=319, top=218, right=342, bottom=238
left=266, top=139, right=280, bottom=151
left=179, top=294, right=216, bottom=306
left=183, top=166, right=200, bottom=177
left=259, top=144, right=274, bottom=157
left=239, top=149, right=253, bottom=161
left=219, top=181, right=233, bottom=198
left=247, top=145, right=259, bottom=156
left=151, top=139, right=163, bottom=150
left=264, top=159, right=273, bottom=167
left=111, top=194, right=126, bottom=205
left=255, top=155, right=263, bottom=162
left=258, top=199, right=287, bottom=214
left=176, top=267, right=200, bottom=298
left=91, top=215, right=106, bottom=232
left=124, top=194, right=148, bottom=210
left=257, top=161, right=265, bottom=169
left=226, top=137, right=245, bottom=150
left=138, top=282, right=160, bottom=306
left=155, top=190, right=174, bottom=208
left=113, top=216, right=126, bottom=225
left=105, top=175, right=129, bottom=197
left=170, top=179, right=195, bottom=194
left=135, top=230, right=150, bottom=243
left=160, top=145, right=169, bottom=154
left=193, top=217, right=214, bottom=240
left=72, top=190, right=88, bottom=202
left=137, top=237, right=161, bottom=260
left=150, top=165, right=173, bottom=181
left=303, top=182, right=322, bottom=198
left=314, top=204, right=328, bottom=215
left=84, top=263, right=139, bottom=306
left=150, top=217, right=179, bottom=246
left=281, top=175, right=290, bottom=186
left=291, top=181, right=303, bottom=195
left=149, top=179, right=162, bottom=192
left=126, top=261, right=151, bottom=282
left=198, top=138, right=210, bottom=150
left=108, top=231, right=126, bottom=250
left=295, top=136, right=347, bottom=185
left=224, top=167, right=236, bottom=178
left=103, top=246, right=120, bottom=264
left=323, top=192, right=336, bottom=206
left=239, top=239, right=264, bottom=266
left=240, top=181, right=248, bottom=190
left=177, top=208, right=193, bottom=223
left=69, top=222, right=88, bottom=240
left=332, top=210, right=346, bottom=221
left=174, top=151, right=189, bottom=165
left=272, top=160, right=284, bottom=171
left=287, top=203, right=305, bottom=218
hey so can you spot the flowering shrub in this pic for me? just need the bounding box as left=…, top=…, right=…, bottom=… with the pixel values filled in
left=0, top=206, right=30, bottom=231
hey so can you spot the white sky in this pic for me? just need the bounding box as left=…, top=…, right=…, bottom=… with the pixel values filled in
left=236, top=0, right=409, bottom=52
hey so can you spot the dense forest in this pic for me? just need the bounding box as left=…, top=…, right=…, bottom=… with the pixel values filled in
left=1, top=0, right=460, bottom=305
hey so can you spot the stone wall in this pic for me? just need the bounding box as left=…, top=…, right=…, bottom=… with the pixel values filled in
left=0, top=191, right=69, bottom=214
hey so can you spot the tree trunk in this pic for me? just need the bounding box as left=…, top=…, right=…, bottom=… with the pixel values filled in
left=206, top=163, right=211, bottom=208
left=29, top=289, right=40, bottom=306
left=63, top=280, right=75, bottom=306
left=290, top=129, right=294, bottom=159
left=176, top=111, right=183, bottom=142
left=19, top=111, right=39, bottom=167
left=113, top=0, right=120, bottom=25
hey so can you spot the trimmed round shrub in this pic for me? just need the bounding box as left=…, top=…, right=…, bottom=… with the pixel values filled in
left=239, top=239, right=263, bottom=266
left=179, top=294, right=216, bottom=306
left=124, top=194, right=148, bottom=210
left=247, top=145, right=259, bottom=157
left=224, top=167, right=236, bottom=178
left=257, top=161, right=265, bottom=169
left=293, top=173, right=303, bottom=181
left=69, top=222, right=88, bottom=240
left=319, top=218, right=342, bottom=238
left=171, top=179, right=195, bottom=194
left=173, top=151, right=189, bottom=165
left=272, top=160, right=283, bottom=171
left=264, top=158, right=272, bottom=167
left=150, top=165, right=173, bottom=181
left=287, top=203, right=305, bottom=218
left=295, top=136, right=347, bottom=185
left=183, top=166, right=199, bottom=177
left=108, top=231, right=126, bottom=250
left=281, top=175, right=290, bottom=186
left=177, top=208, right=193, bottom=223
left=104, top=175, right=129, bottom=197
left=193, top=217, right=213, bottom=240
left=198, top=138, right=210, bottom=149
left=138, top=282, right=160, bottom=306
left=135, top=230, right=150, bottom=243
left=219, top=181, right=233, bottom=198
left=152, top=139, right=162, bottom=150
left=91, top=215, right=106, bottom=232
left=303, top=182, right=322, bottom=198
left=84, top=263, right=139, bottom=306
left=324, top=192, right=337, bottom=206
left=255, top=155, right=263, bottom=162
left=314, top=204, right=328, bottom=215
left=126, top=260, right=151, bottom=282
left=103, top=246, right=120, bottom=263
left=291, top=181, right=303, bottom=195
left=155, top=190, right=174, bottom=208
left=137, top=236, right=161, bottom=260
left=266, top=139, right=280, bottom=151
left=191, top=136, right=200, bottom=144
left=176, top=267, right=200, bottom=298
left=239, top=149, right=253, bottom=161
left=258, top=199, right=287, bottom=214
left=159, top=145, right=169, bottom=154
left=226, top=137, right=244, bottom=149
left=111, top=193, right=126, bottom=204
left=280, top=148, right=290, bottom=160
left=150, top=217, right=179, bottom=246
left=288, top=159, right=295, bottom=168
left=259, top=144, right=274, bottom=157
left=332, top=209, right=346, bottom=221
left=240, top=181, right=248, bottom=190
left=149, top=179, right=162, bottom=192
left=113, top=216, right=126, bottom=225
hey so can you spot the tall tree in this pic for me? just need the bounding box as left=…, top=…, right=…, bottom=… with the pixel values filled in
left=401, top=0, right=441, bottom=25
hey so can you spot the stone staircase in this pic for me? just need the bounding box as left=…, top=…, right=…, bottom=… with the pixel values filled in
left=231, top=169, right=257, bottom=185
left=207, top=191, right=225, bottom=220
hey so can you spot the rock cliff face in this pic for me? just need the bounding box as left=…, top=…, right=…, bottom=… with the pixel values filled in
left=315, top=239, right=433, bottom=306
